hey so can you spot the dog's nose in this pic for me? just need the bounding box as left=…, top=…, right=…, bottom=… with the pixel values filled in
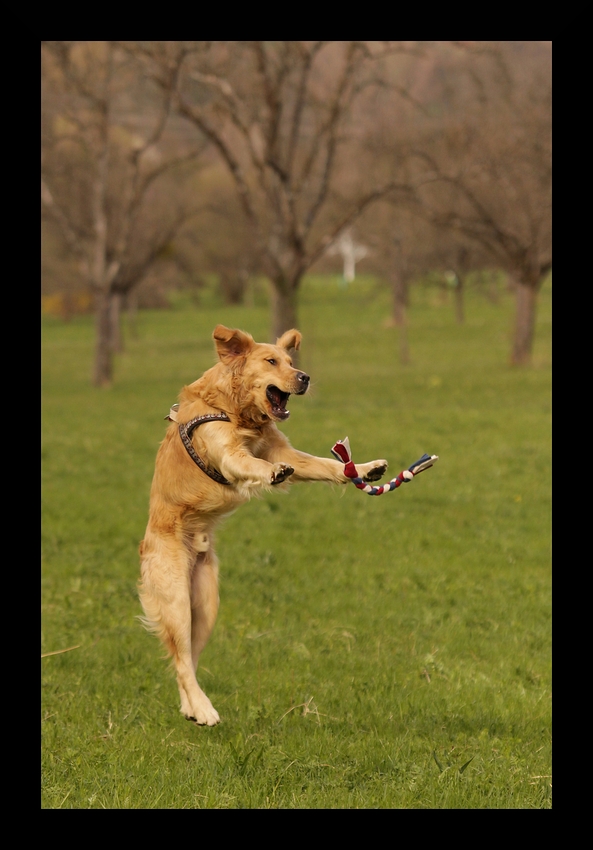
left=296, top=372, right=310, bottom=393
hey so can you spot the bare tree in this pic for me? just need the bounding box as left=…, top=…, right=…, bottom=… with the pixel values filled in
left=161, top=41, right=415, bottom=341
left=41, top=41, right=206, bottom=385
left=359, top=194, right=484, bottom=363
left=402, top=42, right=552, bottom=365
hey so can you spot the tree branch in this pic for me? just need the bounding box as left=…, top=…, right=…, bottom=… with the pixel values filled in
left=41, top=178, right=90, bottom=275
left=302, top=43, right=362, bottom=236
left=307, top=182, right=412, bottom=268
left=178, top=97, right=257, bottom=220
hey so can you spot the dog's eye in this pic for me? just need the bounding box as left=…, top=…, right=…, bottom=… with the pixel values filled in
left=266, top=358, right=277, bottom=366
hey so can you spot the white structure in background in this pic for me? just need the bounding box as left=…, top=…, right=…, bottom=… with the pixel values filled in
left=327, top=229, right=368, bottom=283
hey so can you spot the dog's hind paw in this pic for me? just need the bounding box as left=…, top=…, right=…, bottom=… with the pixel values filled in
left=180, top=690, right=221, bottom=726
left=271, top=463, right=294, bottom=485
left=184, top=706, right=220, bottom=727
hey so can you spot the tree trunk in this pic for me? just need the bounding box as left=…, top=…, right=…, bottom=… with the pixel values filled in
left=110, top=291, right=124, bottom=353
left=270, top=278, right=300, bottom=341
left=127, top=288, right=139, bottom=339
left=391, top=270, right=408, bottom=328
left=390, top=312, right=411, bottom=365
left=388, top=263, right=410, bottom=365
left=454, top=274, right=464, bottom=325
left=511, top=278, right=538, bottom=366
left=93, top=289, right=114, bottom=387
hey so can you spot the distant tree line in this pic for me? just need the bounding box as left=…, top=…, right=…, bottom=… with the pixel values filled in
left=41, top=41, right=551, bottom=384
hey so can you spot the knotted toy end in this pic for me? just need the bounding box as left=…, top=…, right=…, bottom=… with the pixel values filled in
left=331, top=437, right=352, bottom=464
left=409, top=454, right=439, bottom=475
left=331, top=438, right=358, bottom=478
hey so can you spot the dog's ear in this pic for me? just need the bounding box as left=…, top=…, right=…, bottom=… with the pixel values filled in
left=213, top=325, right=255, bottom=364
left=276, top=329, right=302, bottom=352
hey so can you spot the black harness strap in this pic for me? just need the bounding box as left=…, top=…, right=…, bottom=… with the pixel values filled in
left=178, top=413, right=232, bottom=486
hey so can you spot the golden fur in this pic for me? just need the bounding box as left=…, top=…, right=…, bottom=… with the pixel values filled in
left=139, top=325, right=387, bottom=725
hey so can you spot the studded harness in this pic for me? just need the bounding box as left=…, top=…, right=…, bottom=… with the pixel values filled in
left=166, top=404, right=232, bottom=486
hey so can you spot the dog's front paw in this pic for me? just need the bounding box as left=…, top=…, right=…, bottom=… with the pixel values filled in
left=271, top=463, right=294, bottom=485
left=359, top=460, right=388, bottom=482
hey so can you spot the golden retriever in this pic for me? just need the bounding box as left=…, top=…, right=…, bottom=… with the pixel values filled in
left=139, top=325, right=387, bottom=726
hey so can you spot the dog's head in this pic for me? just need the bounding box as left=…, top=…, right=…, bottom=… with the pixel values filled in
left=213, top=325, right=310, bottom=422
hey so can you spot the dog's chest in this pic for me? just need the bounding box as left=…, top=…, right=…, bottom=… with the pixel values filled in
left=240, top=430, right=269, bottom=459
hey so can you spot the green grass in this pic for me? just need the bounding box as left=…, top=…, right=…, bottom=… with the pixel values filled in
left=41, top=276, right=551, bottom=808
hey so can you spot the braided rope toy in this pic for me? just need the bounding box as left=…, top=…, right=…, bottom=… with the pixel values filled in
left=331, top=437, right=438, bottom=496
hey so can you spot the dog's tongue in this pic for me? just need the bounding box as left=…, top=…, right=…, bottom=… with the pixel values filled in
left=272, top=388, right=285, bottom=407
left=267, top=386, right=290, bottom=420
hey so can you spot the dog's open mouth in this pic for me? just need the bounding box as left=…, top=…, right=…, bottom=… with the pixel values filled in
left=266, top=385, right=291, bottom=421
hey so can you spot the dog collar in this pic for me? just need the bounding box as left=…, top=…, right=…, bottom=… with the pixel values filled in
left=165, top=404, right=232, bottom=486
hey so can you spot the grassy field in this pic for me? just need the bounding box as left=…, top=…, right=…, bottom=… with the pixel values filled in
left=41, top=275, right=551, bottom=808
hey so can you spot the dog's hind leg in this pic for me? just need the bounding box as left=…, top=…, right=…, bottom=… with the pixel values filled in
left=139, top=534, right=220, bottom=727
left=190, top=533, right=220, bottom=673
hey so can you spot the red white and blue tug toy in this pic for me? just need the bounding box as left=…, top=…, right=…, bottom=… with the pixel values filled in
left=331, top=437, right=438, bottom=496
